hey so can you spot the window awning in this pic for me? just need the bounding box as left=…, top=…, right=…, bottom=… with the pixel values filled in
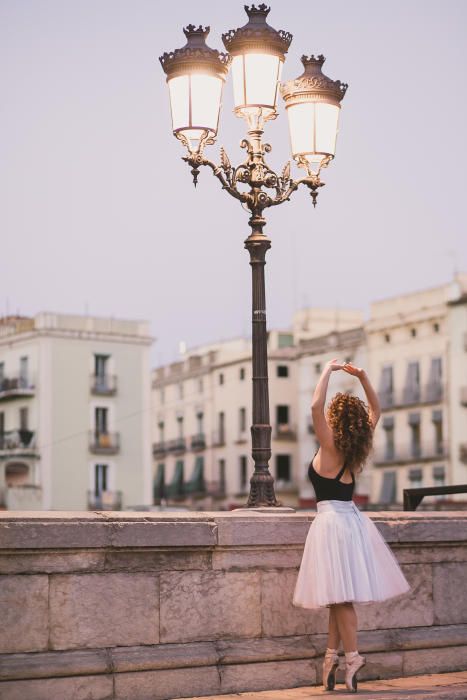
left=408, top=412, right=420, bottom=426
left=185, top=456, right=205, bottom=495
left=379, top=471, right=396, bottom=504
left=166, top=460, right=184, bottom=498
left=153, top=463, right=165, bottom=500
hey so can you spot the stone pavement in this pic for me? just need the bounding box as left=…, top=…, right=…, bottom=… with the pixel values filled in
left=179, top=671, right=467, bottom=700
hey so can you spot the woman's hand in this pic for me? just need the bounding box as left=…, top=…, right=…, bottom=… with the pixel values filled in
left=342, top=361, right=366, bottom=379
left=325, top=358, right=346, bottom=372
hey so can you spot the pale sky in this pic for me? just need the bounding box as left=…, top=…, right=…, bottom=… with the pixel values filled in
left=2, top=0, right=466, bottom=366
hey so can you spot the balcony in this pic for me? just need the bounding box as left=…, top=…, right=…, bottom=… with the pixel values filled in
left=212, top=430, right=226, bottom=447
left=460, top=387, right=467, bottom=406
left=0, top=429, right=37, bottom=456
left=275, top=423, right=297, bottom=441
left=90, top=374, right=117, bottom=396
left=152, top=441, right=167, bottom=458
left=379, top=383, right=444, bottom=411
left=87, top=490, right=122, bottom=510
left=191, top=433, right=206, bottom=451
left=0, top=376, right=35, bottom=401
left=167, top=437, right=186, bottom=455
left=89, top=431, right=120, bottom=455
left=373, top=441, right=449, bottom=465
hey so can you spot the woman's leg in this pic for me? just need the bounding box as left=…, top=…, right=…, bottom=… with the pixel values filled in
left=327, top=604, right=341, bottom=649
left=333, top=602, right=357, bottom=652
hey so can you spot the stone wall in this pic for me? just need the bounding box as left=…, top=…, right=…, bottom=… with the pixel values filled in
left=0, top=510, right=466, bottom=700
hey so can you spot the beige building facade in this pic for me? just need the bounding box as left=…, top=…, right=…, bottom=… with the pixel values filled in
left=0, top=313, right=153, bottom=510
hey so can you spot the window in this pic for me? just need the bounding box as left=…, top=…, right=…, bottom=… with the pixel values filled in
left=218, top=411, right=225, bottom=443
left=94, top=464, right=108, bottom=497
left=432, top=410, right=443, bottom=455
left=0, top=411, right=4, bottom=435
left=433, top=322, right=440, bottom=333
left=278, top=333, right=294, bottom=348
left=158, top=421, right=164, bottom=442
left=379, top=365, right=394, bottom=408
left=379, top=471, right=396, bottom=504
left=276, top=454, right=291, bottom=481
left=404, top=361, right=420, bottom=403
left=315, top=362, right=322, bottom=375
left=219, top=459, right=226, bottom=492
left=239, top=456, right=248, bottom=490
left=409, top=467, right=423, bottom=489
left=0, top=362, right=4, bottom=385
left=94, top=354, right=108, bottom=378
left=277, top=365, right=289, bottom=378
left=384, top=333, right=391, bottom=343
left=196, top=412, right=204, bottom=434
left=410, top=328, right=417, bottom=338
left=408, top=413, right=421, bottom=458
left=19, top=407, right=29, bottom=430
left=19, top=356, right=28, bottom=383
left=95, top=407, right=108, bottom=434
left=433, top=465, right=445, bottom=500
left=177, top=416, right=184, bottom=438
left=239, top=367, right=245, bottom=381
left=276, top=405, right=289, bottom=426
left=219, top=373, right=224, bottom=385
left=382, top=416, right=395, bottom=460
left=239, top=407, right=247, bottom=433
left=427, top=357, right=443, bottom=401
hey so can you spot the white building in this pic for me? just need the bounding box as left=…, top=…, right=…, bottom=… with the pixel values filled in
left=151, top=331, right=300, bottom=509
left=367, top=275, right=467, bottom=505
left=0, top=313, right=153, bottom=510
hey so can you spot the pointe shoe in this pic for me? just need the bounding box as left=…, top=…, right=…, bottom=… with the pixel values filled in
left=344, top=652, right=366, bottom=692
left=322, top=650, right=339, bottom=691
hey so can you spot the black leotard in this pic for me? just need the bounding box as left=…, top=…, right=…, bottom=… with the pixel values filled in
left=307, top=449, right=355, bottom=502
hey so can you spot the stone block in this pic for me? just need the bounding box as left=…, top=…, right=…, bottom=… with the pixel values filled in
left=111, top=642, right=217, bottom=672
left=212, top=546, right=303, bottom=570
left=396, top=518, right=467, bottom=544
left=433, top=562, right=467, bottom=625
left=49, top=573, right=158, bottom=649
left=219, top=659, right=316, bottom=694
left=217, top=519, right=310, bottom=546
left=355, top=563, right=433, bottom=630
left=114, top=666, right=221, bottom=700
left=160, top=570, right=261, bottom=643
left=109, top=521, right=217, bottom=547
left=216, top=635, right=317, bottom=665
left=104, top=549, right=211, bottom=572
left=396, top=545, right=467, bottom=564
left=403, top=645, right=467, bottom=675
left=0, top=521, right=111, bottom=549
left=261, top=569, right=329, bottom=637
left=0, top=552, right=106, bottom=575
left=0, top=575, right=48, bottom=653
left=0, top=649, right=109, bottom=680
left=0, top=675, right=113, bottom=700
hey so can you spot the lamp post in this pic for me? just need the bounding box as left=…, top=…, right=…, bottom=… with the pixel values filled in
left=160, top=5, right=347, bottom=508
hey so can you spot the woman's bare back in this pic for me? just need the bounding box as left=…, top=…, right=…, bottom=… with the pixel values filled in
left=313, top=445, right=353, bottom=484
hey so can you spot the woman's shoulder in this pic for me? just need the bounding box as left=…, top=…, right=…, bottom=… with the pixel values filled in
left=312, top=446, right=347, bottom=478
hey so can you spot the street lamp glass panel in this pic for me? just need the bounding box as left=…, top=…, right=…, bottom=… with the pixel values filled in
left=286, top=102, right=340, bottom=163
left=232, top=54, right=282, bottom=115
left=168, top=73, right=223, bottom=141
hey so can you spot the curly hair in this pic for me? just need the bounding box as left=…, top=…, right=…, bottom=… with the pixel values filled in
left=326, top=392, right=374, bottom=474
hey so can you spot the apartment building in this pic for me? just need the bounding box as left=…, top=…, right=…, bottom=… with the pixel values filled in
left=367, top=275, right=467, bottom=505
left=0, top=313, right=153, bottom=510
left=151, top=331, right=300, bottom=509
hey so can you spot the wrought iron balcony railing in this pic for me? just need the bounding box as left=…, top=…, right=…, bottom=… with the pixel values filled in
left=167, top=437, right=186, bottom=454
left=152, top=441, right=167, bottom=457
left=89, top=431, right=120, bottom=455
left=378, top=383, right=444, bottom=410
left=87, top=489, right=123, bottom=510
left=0, top=429, right=36, bottom=452
left=90, top=374, right=117, bottom=396
left=373, top=441, right=449, bottom=465
left=191, top=433, right=206, bottom=451
left=0, top=376, right=35, bottom=401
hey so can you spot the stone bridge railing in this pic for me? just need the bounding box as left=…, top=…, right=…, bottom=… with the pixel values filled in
left=0, top=510, right=466, bottom=699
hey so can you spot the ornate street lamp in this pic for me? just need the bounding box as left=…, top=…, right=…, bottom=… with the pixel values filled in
left=160, top=5, right=348, bottom=508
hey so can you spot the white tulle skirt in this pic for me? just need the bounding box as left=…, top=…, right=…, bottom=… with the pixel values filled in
left=293, top=499, right=412, bottom=609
